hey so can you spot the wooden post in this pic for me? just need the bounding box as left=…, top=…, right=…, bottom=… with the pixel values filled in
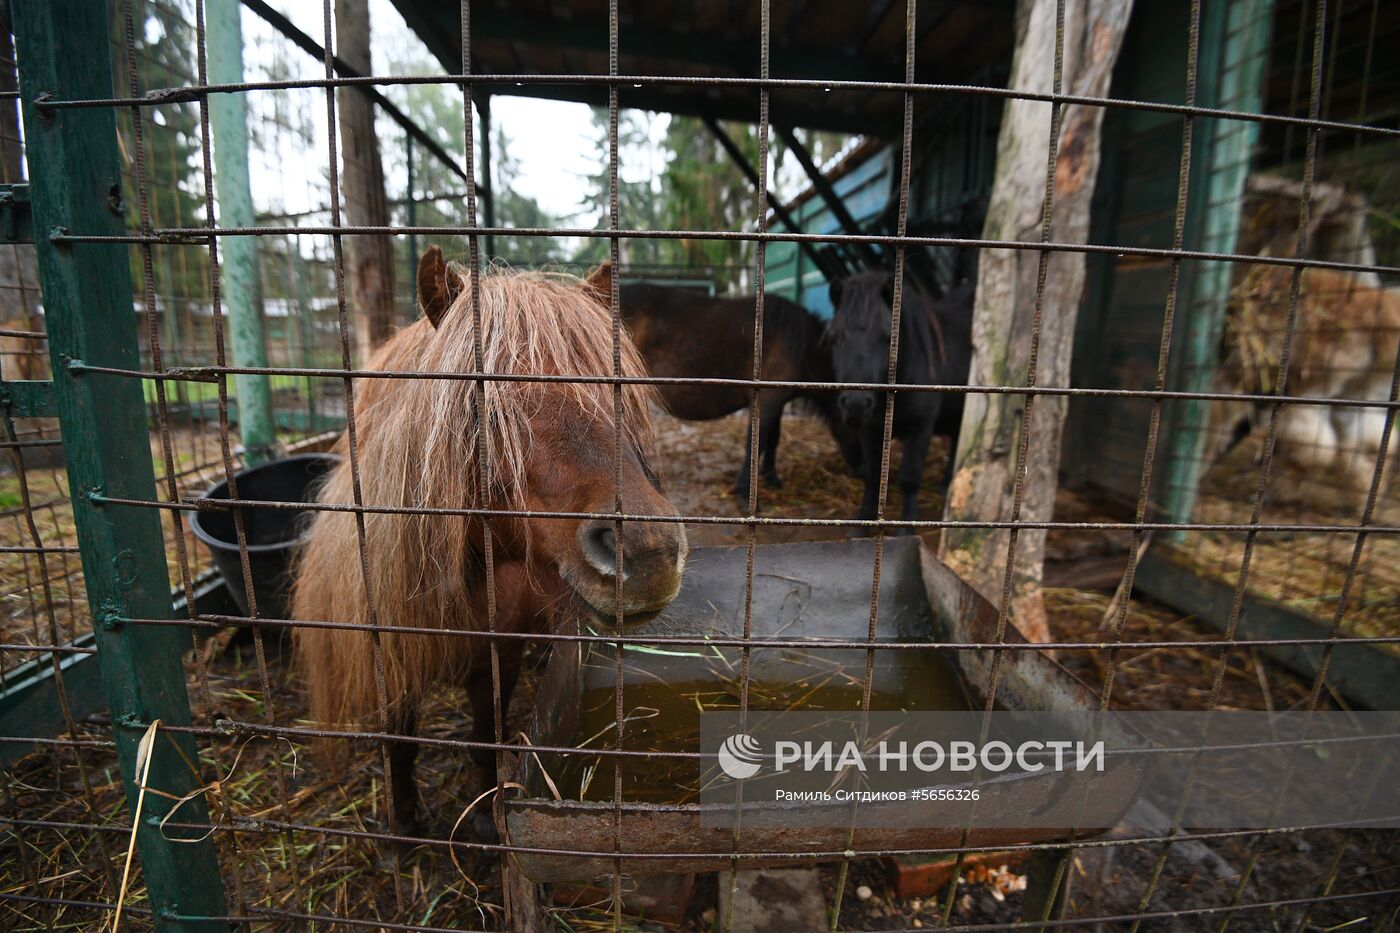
left=940, top=0, right=1133, bottom=643
left=774, top=124, right=881, bottom=269
left=478, top=93, right=496, bottom=262
left=334, top=0, right=396, bottom=363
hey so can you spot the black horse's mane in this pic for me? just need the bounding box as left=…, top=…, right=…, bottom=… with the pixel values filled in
left=832, top=270, right=945, bottom=383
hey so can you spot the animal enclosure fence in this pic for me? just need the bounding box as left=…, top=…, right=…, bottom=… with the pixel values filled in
left=2, top=1, right=1399, bottom=931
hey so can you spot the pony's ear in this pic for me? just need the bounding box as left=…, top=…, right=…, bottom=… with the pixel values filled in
left=581, top=261, right=613, bottom=307
left=417, top=245, right=462, bottom=328
left=829, top=278, right=844, bottom=307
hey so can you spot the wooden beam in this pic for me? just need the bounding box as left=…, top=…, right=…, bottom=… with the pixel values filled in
left=0, top=379, right=54, bottom=418
left=0, top=574, right=242, bottom=767
left=388, top=0, right=909, bottom=83
left=388, top=0, right=1016, bottom=134
left=775, top=124, right=882, bottom=269
left=702, top=116, right=845, bottom=281
left=13, top=0, right=228, bottom=923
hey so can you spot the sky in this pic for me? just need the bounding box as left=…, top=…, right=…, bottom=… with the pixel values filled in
left=239, top=0, right=669, bottom=226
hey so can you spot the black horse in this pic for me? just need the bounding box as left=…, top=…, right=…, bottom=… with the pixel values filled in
left=829, top=270, right=973, bottom=532
left=619, top=280, right=861, bottom=498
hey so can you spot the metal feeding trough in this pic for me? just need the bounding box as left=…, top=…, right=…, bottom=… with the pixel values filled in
left=506, top=537, right=1145, bottom=883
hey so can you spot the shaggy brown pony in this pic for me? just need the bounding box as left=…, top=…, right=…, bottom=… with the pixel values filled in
left=293, top=247, right=688, bottom=835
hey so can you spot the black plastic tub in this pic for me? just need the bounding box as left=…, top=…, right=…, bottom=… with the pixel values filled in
left=189, top=453, right=338, bottom=620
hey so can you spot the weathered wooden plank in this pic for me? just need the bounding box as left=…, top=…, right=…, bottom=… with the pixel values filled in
left=0, top=379, right=56, bottom=419
left=1135, top=547, right=1400, bottom=711
left=0, top=634, right=105, bottom=767
left=0, top=182, right=32, bottom=244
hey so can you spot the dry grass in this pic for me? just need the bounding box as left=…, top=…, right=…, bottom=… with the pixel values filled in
left=1187, top=431, right=1400, bottom=649
left=1046, top=588, right=1324, bottom=712
left=651, top=404, right=955, bottom=550
left=1, top=643, right=520, bottom=930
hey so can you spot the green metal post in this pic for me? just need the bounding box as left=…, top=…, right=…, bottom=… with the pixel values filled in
left=206, top=0, right=276, bottom=463
left=1160, top=0, right=1274, bottom=536
left=11, top=1, right=228, bottom=929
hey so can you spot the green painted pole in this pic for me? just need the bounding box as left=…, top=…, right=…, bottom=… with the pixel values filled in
left=206, top=0, right=276, bottom=464
left=1160, top=0, right=1274, bottom=538
left=11, top=1, right=228, bottom=928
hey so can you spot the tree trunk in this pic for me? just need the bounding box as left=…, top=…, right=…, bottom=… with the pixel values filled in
left=334, top=0, right=395, bottom=364
left=940, top=0, right=1132, bottom=643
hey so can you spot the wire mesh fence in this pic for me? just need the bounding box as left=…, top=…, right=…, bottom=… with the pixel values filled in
left=3, top=0, right=1400, bottom=930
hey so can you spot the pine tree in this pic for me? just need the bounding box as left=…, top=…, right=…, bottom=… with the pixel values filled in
left=113, top=0, right=210, bottom=353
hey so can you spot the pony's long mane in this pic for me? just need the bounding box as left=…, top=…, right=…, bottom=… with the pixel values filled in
left=835, top=271, right=944, bottom=382
left=293, top=268, right=655, bottom=729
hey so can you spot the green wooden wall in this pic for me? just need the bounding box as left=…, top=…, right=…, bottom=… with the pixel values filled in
left=1063, top=1, right=1200, bottom=501
left=1064, top=0, right=1274, bottom=512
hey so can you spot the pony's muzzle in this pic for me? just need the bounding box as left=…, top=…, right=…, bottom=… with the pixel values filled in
left=575, top=517, right=688, bottom=621
left=839, top=391, right=878, bottom=422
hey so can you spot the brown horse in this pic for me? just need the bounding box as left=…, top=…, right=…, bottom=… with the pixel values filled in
left=292, top=247, right=687, bottom=836
left=609, top=273, right=862, bottom=497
